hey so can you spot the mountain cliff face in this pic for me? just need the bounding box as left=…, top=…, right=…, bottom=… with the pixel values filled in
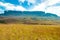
left=0, top=10, right=58, bottom=17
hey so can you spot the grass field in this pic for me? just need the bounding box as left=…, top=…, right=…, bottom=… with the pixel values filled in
left=0, top=24, right=60, bottom=40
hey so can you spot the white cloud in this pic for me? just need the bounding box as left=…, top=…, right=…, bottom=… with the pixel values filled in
left=15, top=6, right=26, bottom=11
left=31, top=2, right=46, bottom=11
left=4, top=3, right=15, bottom=10
left=27, top=0, right=36, bottom=4
left=18, top=0, right=25, bottom=3
left=0, top=2, right=26, bottom=11
left=45, top=0, right=60, bottom=16
left=32, top=0, right=60, bottom=11
left=46, top=0, right=60, bottom=6
left=0, top=2, right=26, bottom=14
left=45, top=6, right=60, bottom=16
left=30, top=0, right=60, bottom=16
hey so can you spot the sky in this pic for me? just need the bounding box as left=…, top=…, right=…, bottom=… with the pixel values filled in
left=0, top=0, right=60, bottom=16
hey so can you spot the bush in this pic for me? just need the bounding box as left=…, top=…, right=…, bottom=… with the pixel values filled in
left=0, top=20, right=6, bottom=24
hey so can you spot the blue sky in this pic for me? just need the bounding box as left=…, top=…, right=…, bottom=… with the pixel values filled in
left=0, top=0, right=60, bottom=16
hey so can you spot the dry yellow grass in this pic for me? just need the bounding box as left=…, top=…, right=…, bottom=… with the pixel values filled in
left=0, top=24, right=60, bottom=40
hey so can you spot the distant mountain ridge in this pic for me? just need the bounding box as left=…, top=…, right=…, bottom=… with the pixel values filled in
left=0, top=10, right=60, bottom=24
left=0, top=10, right=58, bottom=17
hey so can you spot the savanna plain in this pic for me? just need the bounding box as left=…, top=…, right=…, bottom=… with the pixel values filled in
left=0, top=17, right=60, bottom=40
left=0, top=24, right=60, bottom=40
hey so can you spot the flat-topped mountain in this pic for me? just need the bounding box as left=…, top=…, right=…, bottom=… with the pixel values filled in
left=0, top=10, right=58, bottom=17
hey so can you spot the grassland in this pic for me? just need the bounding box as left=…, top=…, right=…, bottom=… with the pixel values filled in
left=0, top=24, right=60, bottom=40
left=0, top=17, right=60, bottom=40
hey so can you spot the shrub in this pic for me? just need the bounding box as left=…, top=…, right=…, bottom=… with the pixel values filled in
left=0, top=20, right=6, bottom=24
